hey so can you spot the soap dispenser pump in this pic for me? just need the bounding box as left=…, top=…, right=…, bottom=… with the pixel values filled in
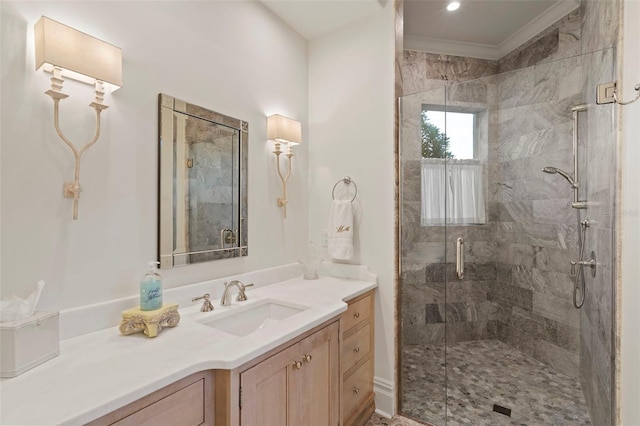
left=140, top=261, right=162, bottom=311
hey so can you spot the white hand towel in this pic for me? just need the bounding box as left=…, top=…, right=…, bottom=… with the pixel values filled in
left=327, top=200, right=353, bottom=260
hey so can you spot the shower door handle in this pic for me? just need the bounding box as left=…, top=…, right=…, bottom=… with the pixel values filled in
left=456, top=237, right=464, bottom=279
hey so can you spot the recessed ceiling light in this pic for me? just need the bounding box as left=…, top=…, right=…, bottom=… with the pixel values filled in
left=447, top=1, right=461, bottom=11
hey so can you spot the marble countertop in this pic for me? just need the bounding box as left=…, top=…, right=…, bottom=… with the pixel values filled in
left=0, top=274, right=377, bottom=425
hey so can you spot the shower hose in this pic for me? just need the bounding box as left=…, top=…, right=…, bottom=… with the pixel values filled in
left=572, top=218, right=588, bottom=308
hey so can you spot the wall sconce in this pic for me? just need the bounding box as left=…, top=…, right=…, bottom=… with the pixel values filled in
left=266, top=114, right=302, bottom=218
left=34, top=16, right=122, bottom=220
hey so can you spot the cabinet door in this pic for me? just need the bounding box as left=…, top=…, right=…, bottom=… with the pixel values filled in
left=240, top=344, right=301, bottom=426
left=298, top=321, right=340, bottom=426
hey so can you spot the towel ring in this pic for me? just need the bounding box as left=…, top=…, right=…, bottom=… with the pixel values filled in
left=332, top=176, right=358, bottom=202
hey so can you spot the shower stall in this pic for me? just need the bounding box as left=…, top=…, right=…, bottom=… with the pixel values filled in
left=398, top=11, right=618, bottom=424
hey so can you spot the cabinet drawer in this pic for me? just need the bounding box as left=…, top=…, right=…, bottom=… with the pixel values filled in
left=343, top=294, right=372, bottom=332
left=342, top=358, right=373, bottom=419
left=112, top=380, right=205, bottom=426
left=342, top=322, right=371, bottom=374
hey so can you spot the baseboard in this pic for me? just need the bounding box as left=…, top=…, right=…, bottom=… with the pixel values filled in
left=373, top=376, right=395, bottom=418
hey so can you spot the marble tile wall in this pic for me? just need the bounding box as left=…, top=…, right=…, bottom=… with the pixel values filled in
left=579, top=47, right=617, bottom=426
left=492, top=54, right=584, bottom=379
left=402, top=51, right=497, bottom=96
left=401, top=57, right=584, bottom=375
left=498, top=9, right=581, bottom=74
left=576, top=1, right=619, bottom=424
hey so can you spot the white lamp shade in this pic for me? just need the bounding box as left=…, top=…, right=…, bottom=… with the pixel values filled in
left=34, top=16, right=123, bottom=91
left=267, top=114, right=302, bottom=145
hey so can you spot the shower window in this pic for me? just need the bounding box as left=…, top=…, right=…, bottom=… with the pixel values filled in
left=420, top=108, right=486, bottom=225
left=422, top=110, right=475, bottom=159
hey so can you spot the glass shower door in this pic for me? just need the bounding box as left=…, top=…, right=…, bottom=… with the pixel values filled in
left=399, top=84, right=448, bottom=425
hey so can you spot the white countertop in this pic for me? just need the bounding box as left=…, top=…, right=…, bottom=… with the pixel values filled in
left=0, top=274, right=376, bottom=425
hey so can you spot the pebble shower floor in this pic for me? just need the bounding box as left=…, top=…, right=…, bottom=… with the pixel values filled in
left=398, top=340, right=592, bottom=425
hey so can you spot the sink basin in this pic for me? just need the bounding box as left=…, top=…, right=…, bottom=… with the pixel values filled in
left=197, top=300, right=308, bottom=337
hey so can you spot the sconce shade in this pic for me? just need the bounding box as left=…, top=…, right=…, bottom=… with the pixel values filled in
left=34, top=16, right=123, bottom=91
left=267, top=114, right=302, bottom=145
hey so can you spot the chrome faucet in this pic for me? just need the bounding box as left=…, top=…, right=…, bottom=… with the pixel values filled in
left=192, top=293, right=214, bottom=312
left=221, top=280, right=254, bottom=306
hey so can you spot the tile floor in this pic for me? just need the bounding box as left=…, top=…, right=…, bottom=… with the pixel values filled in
left=365, top=412, right=427, bottom=426
left=398, top=340, right=592, bottom=425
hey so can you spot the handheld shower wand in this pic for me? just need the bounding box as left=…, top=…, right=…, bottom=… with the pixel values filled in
left=541, top=166, right=578, bottom=188
left=542, top=166, right=586, bottom=209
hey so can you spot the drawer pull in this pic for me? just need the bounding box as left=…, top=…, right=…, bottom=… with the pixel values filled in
left=353, top=312, right=360, bottom=319
left=352, top=386, right=360, bottom=395
left=302, top=354, right=312, bottom=363
left=292, top=361, right=303, bottom=369
left=353, top=347, right=360, bottom=353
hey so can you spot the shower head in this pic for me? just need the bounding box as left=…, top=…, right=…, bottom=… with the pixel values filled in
left=542, top=166, right=560, bottom=174
left=542, top=166, right=577, bottom=188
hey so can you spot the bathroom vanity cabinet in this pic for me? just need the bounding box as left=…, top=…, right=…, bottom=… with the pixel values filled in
left=341, top=290, right=375, bottom=426
left=90, top=320, right=340, bottom=426
left=0, top=270, right=378, bottom=426
left=88, top=294, right=375, bottom=426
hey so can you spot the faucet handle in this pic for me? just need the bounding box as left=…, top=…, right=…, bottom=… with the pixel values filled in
left=236, top=283, right=254, bottom=302
left=192, top=293, right=214, bottom=312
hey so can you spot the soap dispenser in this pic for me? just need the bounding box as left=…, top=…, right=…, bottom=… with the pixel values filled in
left=140, top=261, right=162, bottom=311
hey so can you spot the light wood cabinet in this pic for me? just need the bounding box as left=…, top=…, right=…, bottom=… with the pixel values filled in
left=240, top=321, right=340, bottom=426
left=89, top=310, right=355, bottom=426
left=341, top=290, right=375, bottom=426
left=88, top=371, right=214, bottom=426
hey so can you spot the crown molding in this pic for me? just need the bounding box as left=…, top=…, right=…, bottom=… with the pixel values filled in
left=497, top=0, right=581, bottom=58
left=404, top=0, right=581, bottom=61
left=404, top=35, right=501, bottom=60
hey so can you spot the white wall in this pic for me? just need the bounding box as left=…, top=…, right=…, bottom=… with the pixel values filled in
left=307, top=1, right=397, bottom=416
left=620, top=0, right=640, bottom=424
left=0, top=1, right=309, bottom=311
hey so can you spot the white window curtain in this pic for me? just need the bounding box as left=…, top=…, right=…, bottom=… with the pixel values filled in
left=421, top=158, right=486, bottom=226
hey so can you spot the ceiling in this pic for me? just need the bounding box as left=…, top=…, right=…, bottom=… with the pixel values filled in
left=261, top=0, right=386, bottom=41
left=261, top=0, right=580, bottom=60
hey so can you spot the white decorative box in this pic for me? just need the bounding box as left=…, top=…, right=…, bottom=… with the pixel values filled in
left=0, top=311, right=59, bottom=378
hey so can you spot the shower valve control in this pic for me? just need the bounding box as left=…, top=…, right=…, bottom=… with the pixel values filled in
left=570, top=251, right=597, bottom=278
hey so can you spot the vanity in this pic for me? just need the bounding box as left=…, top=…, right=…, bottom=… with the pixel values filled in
left=0, top=265, right=377, bottom=426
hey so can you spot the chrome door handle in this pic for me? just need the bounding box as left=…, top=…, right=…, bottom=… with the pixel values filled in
left=456, top=237, right=464, bottom=279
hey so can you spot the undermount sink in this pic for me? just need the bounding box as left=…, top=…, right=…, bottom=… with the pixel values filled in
left=197, top=300, right=308, bottom=337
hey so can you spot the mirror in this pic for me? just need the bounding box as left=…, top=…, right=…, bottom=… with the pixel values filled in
left=158, top=94, right=248, bottom=268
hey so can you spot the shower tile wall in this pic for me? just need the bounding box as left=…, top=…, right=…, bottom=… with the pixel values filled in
left=401, top=6, right=591, bottom=375
left=578, top=1, right=620, bottom=424
left=492, top=55, right=583, bottom=378
left=497, top=10, right=581, bottom=73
